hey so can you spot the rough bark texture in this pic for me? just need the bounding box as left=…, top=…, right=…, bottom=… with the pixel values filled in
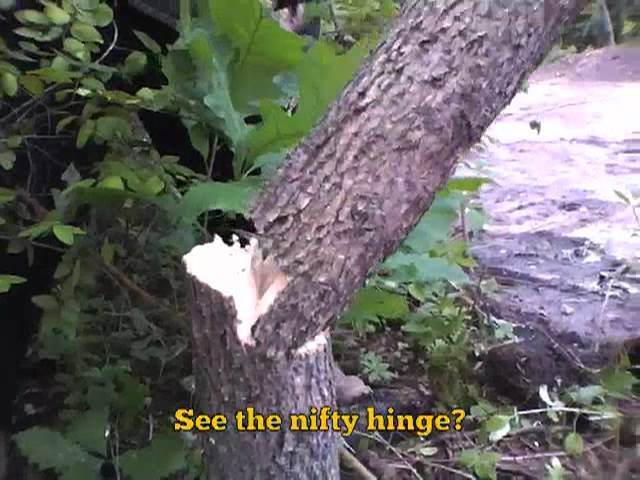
left=249, top=0, right=587, bottom=361
left=188, top=278, right=339, bottom=479
left=187, top=1, right=587, bottom=479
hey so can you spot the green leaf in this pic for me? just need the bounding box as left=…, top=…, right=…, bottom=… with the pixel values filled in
left=32, top=294, right=59, bottom=311
left=0, top=274, right=27, bottom=294
left=0, top=60, right=19, bottom=75
left=191, top=33, right=246, bottom=144
left=76, top=119, right=95, bottom=148
left=0, top=187, right=15, bottom=204
left=162, top=31, right=248, bottom=154
left=345, top=287, right=409, bottom=321
left=383, top=253, right=469, bottom=285
left=18, top=41, right=42, bottom=53
left=245, top=151, right=285, bottom=178
left=187, top=122, right=210, bottom=160
left=19, top=75, right=45, bottom=96
left=133, top=29, right=161, bottom=54
left=56, top=115, right=77, bottom=133
left=295, top=41, right=365, bottom=125
left=73, top=0, right=99, bottom=10
left=403, top=194, right=460, bottom=252
left=93, top=4, right=113, bottom=27
left=120, top=434, right=187, bottom=480
left=70, top=259, right=81, bottom=289
left=43, top=1, right=71, bottom=25
left=2, top=48, right=37, bottom=62
left=569, top=385, right=606, bottom=406
left=51, top=55, right=69, bottom=71
left=14, top=26, right=63, bottom=42
left=600, top=367, right=638, bottom=397
left=114, top=371, right=149, bottom=418
left=245, top=101, right=294, bottom=160
left=6, top=135, right=22, bottom=148
left=80, top=77, right=105, bottom=91
left=247, top=41, right=365, bottom=161
left=63, top=37, right=86, bottom=56
left=210, top=0, right=306, bottom=113
left=469, top=400, right=498, bottom=420
left=465, top=207, right=486, bottom=233
left=446, top=176, right=493, bottom=192
left=0, top=150, right=16, bottom=170
left=176, top=179, right=259, bottom=221
left=101, top=89, right=141, bottom=105
left=0, top=72, right=18, bottom=96
left=563, top=432, right=584, bottom=457
left=97, top=175, right=124, bottom=190
left=65, top=186, right=140, bottom=215
left=100, top=241, right=115, bottom=264
left=28, top=67, right=81, bottom=83
left=19, top=220, right=59, bottom=239
left=86, top=381, right=117, bottom=411
left=15, top=9, right=51, bottom=25
left=135, top=87, right=155, bottom=102
left=54, top=258, right=74, bottom=279
left=459, top=449, right=499, bottom=480
left=70, top=22, right=103, bottom=43
left=545, top=457, right=566, bottom=480
left=52, top=224, right=85, bottom=245
left=94, top=116, right=130, bottom=143
left=66, top=408, right=108, bottom=454
left=123, top=51, right=147, bottom=77
left=484, top=415, right=511, bottom=442
left=14, top=427, right=91, bottom=472
left=60, top=461, right=102, bottom=480
left=136, top=176, right=165, bottom=196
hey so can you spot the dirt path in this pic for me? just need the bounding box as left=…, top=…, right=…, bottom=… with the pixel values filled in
left=461, top=45, right=640, bottom=347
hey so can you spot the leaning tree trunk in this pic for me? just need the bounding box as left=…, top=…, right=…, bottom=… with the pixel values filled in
left=183, top=0, right=587, bottom=478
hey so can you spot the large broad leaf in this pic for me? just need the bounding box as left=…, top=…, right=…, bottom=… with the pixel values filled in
left=295, top=41, right=365, bottom=126
left=60, top=462, right=102, bottom=480
left=66, top=408, right=108, bottom=454
left=209, top=0, right=305, bottom=114
left=247, top=41, right=365, bottom=163
left=344, top=287, right=409, bottom=320
left=244, top=151, right=285, bottom=178
left=402, top=194, right=460, bottom=253
left=245, top=100, right=297, bottom=160
left=174, top=178, right=260, bottom=222
left=341, top=286, right=409, bottom=333
left=383, top=253, right=469, bottom=285
left=13, top=427, right=93, bottom=472
left=163, top=29, right=248, bottom=152
left=119, top=433, right=187, bottom=480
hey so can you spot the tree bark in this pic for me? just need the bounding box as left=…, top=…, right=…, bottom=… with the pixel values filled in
left=184, top=1, right=587, bottom=479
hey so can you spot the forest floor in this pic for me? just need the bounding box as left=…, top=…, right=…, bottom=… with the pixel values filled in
left=341, top=45, right=640, bottom=479
left=461, top=43, right=640, bottom=478
left=465, top=45, right=639, bottom=350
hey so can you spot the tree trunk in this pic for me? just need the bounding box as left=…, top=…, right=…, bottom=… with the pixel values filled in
left=183, top=1, right=587, bottom=479
left=184, top=244, right=339, bottom=478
